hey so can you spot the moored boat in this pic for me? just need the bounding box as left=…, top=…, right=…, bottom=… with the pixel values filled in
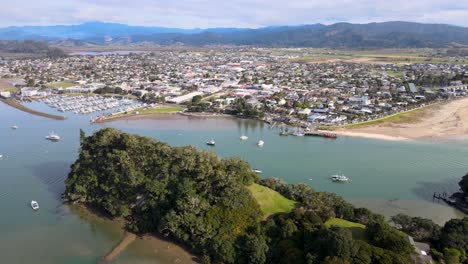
left=240, top=135, right=248, bottom=140
left=252, top=169, right=262, bottom=174
left=257, top=140, right=264, bottom=147
left=46, top=132, right=60, bottom=141
left=330, top=173, right=350, bottom=183
left=31, top=200, right=39, bottom=210
left=206, top=139, right=216, bottom=146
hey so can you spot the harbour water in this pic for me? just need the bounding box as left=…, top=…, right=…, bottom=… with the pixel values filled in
left=1, top=101, right=467, bottom=263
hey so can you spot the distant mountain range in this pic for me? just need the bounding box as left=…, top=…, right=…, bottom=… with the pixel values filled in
left=1, top=21, right=468, bottom=48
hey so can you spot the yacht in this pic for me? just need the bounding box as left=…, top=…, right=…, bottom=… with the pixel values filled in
left=292, top=129, right=305, bottom=136
left=31, top=200, right=39, bottom=210
left=252, top=169, right=263, bottom=174
left=206, top=139, right=216, bottom=146
left=240, top=135, right=248, bottom=140
left=46, top=132, right=60, bottom=141
left=257, top=140, right=264, bottom=147
left=11, top=125, right=18, bottom=129
left=330, top=173, right=350, bottom=183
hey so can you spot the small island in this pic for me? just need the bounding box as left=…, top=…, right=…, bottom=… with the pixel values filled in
left=64, top=128, right=468, bottom=264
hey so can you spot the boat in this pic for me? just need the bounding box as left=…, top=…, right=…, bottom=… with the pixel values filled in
left=330, top=173, right=350, bottom=183
left=0, top=154, right=3, bottom=159
left=31, top=200, right=39, bottom=210
left=45, top=132, right=60, bottom=141
left=206, top=139, right=216, bottom=146
left=292, top=129, right=305, bottom=136
left=240, top=135, right=248, bottom=140
left=257, top=140, right=264, bottom=147
left=252, top=169, right=263, bottom=174
left=324, top=133, right=338, bottom=139
left=11, top=125, right=18, bottom=129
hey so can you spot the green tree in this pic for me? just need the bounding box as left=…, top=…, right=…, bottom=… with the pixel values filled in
left=192, top=95, right=202, bottom=104
left=459, top=173, right=468, bottom=195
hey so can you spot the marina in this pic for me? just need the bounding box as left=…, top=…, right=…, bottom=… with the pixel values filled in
left=42, top=95, right=143, bottom=115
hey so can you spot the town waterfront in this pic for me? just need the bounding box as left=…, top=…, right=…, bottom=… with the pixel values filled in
left=0, top=101, right=467, bottom=263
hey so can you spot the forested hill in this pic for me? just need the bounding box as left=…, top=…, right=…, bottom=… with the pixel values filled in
left=2, top=21, right=468, bottom=48
left=64, top=128, right=468, bottom=264
left=0, top=40, right=66, bottom=58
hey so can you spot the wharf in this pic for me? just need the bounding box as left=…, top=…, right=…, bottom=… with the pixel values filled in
left=304, top=132, right=338, bottom=139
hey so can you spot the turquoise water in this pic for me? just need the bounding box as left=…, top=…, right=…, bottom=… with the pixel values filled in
left=0, top=101, right=467, bottom=263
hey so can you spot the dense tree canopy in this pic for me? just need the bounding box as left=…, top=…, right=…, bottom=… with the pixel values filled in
left=460, top=173, right=468, bottom=195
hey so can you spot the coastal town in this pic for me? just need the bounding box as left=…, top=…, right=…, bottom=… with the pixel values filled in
left=1, top=48, right=468, bottom=134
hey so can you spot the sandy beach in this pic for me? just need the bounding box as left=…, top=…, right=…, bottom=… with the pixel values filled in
left=337, top=97, right=468, bottom=141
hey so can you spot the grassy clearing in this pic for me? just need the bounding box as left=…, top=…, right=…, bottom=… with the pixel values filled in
left=99, top=106, right=184, bottom=122
left=137, top=106, right=183, bottom=114
left=325, top=218, right=366, bottom=240
left=338, top=104, right=437, bottom=130
left=325, top=218, right=365, bottom=229
left=385, top=71, right=405, bottom=78
left=46, top=81, right=76, bottom=88
left=248, top=183, right=296, bottom=217
left=0, top=87, right=18, bottom=92
left=0, top=98, right=66, bottom=120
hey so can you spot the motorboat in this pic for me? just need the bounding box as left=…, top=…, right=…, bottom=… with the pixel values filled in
left=11, top=125, right=18, bottom=129
left=46, top=132, right=60, bottom=141
left=31, top=200, right=39, bottom=210
left=330, top=173, right=350, bottom=183
left=252, top=169, right=263, bottom=174
left=240, top=135, right=248, bottom=140
left=206, top=139, right=216, bottom=146
left=257, top=140, right=264, bottom=147
left=292, top=129, right=305, bottom=136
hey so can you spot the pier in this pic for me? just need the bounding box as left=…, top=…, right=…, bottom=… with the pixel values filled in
left=304, top=132, right=338, bottom=139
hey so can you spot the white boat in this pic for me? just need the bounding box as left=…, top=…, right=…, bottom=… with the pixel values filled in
left=240, top=135, right=248, bottom=140
left=252, top=169, right=262, bottom=174
left=257, top=140, right=264, bottom=146
left=292, top=130, right=305, bottom=136
left=46, top=132, right=60, bottom=141
left=31, top=200, right=39, bottom=210
left=11, top=125, right=18, bottom=129
left=206, top=139, right=216, bottom=146
left=0, top=154, right=3, bottom=159
left=330, top=173, right=350, bottom=183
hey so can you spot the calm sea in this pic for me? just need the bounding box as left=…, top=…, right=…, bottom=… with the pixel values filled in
left=1, top=101, right=466, bottom=263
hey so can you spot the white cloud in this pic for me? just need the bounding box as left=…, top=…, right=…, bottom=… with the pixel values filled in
left=0, top=0, right=467, bottom=28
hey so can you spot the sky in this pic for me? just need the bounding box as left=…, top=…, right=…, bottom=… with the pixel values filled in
left=1, top=0, right=468, bottom=28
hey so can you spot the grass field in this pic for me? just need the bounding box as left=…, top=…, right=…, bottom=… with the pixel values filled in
left=319, top=104, right=437, bottom=131
left=341, top=105, right=433, bottom=129
left=0, top=87, right=18, bottom=92
left=325, top=218, right=366, bottom=240
left=137, top=106, right=184, bottom=114
left=247, top=183, right=296, bottom=217
left=46, top=81, right=76, bottom=88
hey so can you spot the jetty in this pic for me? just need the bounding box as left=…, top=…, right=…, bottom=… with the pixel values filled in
left=304, top=131, right=338, bottom=139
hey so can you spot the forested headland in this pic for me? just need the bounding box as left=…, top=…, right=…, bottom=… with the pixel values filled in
left=64, top=128, right=467, bottom=264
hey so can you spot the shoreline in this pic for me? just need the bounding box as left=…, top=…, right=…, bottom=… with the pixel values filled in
left=324, top=130, right=410, bottom=141
left=101, top=231, right=136, bottom=262
left=0, top=98, right=66, bottom=120
left=333, top=96, right=468, bottom=141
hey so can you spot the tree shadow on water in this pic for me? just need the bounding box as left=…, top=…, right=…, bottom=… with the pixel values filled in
left=412, top=177, right=461, bottom=202
left=28, top=161, right=71, bottom=200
